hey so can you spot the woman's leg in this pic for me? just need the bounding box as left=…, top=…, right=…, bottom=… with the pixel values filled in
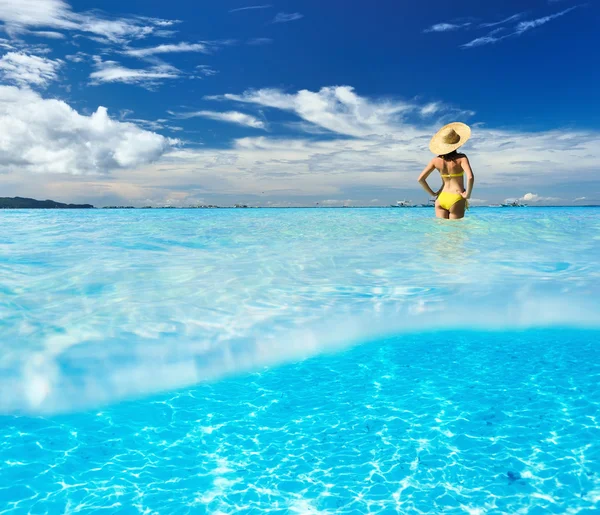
left=435, top=202, right=450, bottom=219
left=449, top=198, right=467, bottom=219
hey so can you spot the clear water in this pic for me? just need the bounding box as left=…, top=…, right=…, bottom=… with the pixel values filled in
left=0, top=208, right=599, bottom=513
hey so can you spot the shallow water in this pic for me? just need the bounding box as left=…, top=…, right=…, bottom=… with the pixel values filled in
left=0, top=207, right=598, bottom=413
left=0, top=208, right=599, bottom=513
left=1, top=329, right=599, bottom=513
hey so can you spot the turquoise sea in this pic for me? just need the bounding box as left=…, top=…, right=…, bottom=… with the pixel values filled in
left=0, top=208, right=599, bottom=514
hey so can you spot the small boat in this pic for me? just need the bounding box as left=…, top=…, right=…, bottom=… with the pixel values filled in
left=390, top=200, right=415, bottom=208
left=500, top=200, right=527, bottom=207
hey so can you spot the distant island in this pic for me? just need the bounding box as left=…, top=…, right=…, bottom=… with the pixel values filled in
left=0, top=197, right=95, bottom=209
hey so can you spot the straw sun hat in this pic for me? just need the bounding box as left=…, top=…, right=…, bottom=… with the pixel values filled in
left=429, top=122, right=471, bottom=155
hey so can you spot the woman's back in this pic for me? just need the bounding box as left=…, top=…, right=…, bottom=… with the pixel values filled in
left=435, top=153, right=466, bottom=175
left=435, top=153, right=466, bottom=193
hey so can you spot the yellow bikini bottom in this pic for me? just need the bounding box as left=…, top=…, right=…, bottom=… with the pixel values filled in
left=437, top=192, right=469, bottom=211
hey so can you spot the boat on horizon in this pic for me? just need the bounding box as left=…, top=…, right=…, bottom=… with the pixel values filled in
left=500, top=200, right=528, bottom=207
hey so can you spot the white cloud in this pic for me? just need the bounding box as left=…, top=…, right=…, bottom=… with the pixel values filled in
left=480, top=13, right=523, bottom=28
left=120, top=116, right=183, bottom=133
left=461, top=35, right=505, bottom=48
left=0, top=52, right=62, bottom=87
left=151, top=20, right=179, bottom=28
left=217, top=87, right=474, bottom=138
left=420, top=102, right=441, bottom=116
left=230, top=5, right=272, bottom=13
left=30, top=30, right=65, bottom=39
left=522, top=193, right=539, bottom=201
left=76, top=16, right=174, bottom=44
left=515, top=7, right=577, bottom=34
left=462, top=6, right=577, bottom=48
left=0, top=37, right=53, bottom=55
left=195, top=65, right=218, bottom=77
left=0, top=0, right=177, bottom=43
left=424, top=22, right=470, bottom=33
left=247, top=37, right=273, bottom=45
left=518, top=193, right=561, bottom=203
left=65, top=52, right=88, bottom=63
left=216, top=86, right=420, bottom=137
left=90, top=58, right=180, bottom=87
left=0, top=38, right=14, bottom=50
left=0, top=0, right=76, bottom=32
left=172, top=110, right=266, bottom=129
left=273, top=12, right=303, bottom=23
left=123, top=42, right=209, bottom=58
left=0, top=85, right=176, bottom=175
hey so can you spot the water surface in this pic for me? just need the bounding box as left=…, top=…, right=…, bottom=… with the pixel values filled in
left=0, top=208, right=599, bottom=513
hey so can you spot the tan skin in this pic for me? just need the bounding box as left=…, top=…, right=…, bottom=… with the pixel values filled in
left=417, top=152, right=474, bottom=219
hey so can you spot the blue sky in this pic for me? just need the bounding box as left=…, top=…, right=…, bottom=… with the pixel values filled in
left=0, top=0, right=598, bottom=206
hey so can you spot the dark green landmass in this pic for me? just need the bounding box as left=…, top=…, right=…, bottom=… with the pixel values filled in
left=0, top=197, right=95, bottom=209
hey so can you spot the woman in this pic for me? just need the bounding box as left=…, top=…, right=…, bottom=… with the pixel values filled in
left=418, top=122, right=474, bottom=219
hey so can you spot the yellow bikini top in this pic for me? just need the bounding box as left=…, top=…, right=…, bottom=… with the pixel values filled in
left=440, top=172, right=464, bottom=178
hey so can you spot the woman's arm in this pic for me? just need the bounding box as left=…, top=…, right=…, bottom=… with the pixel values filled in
left=417, top=159, right=439, bottom=197
left=461, top=156, right=475, bottom=199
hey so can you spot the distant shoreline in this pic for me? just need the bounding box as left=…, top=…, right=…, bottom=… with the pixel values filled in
left=2, top=205, right=600, bottom=210
left=1, top=197, right=598, bottom=210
